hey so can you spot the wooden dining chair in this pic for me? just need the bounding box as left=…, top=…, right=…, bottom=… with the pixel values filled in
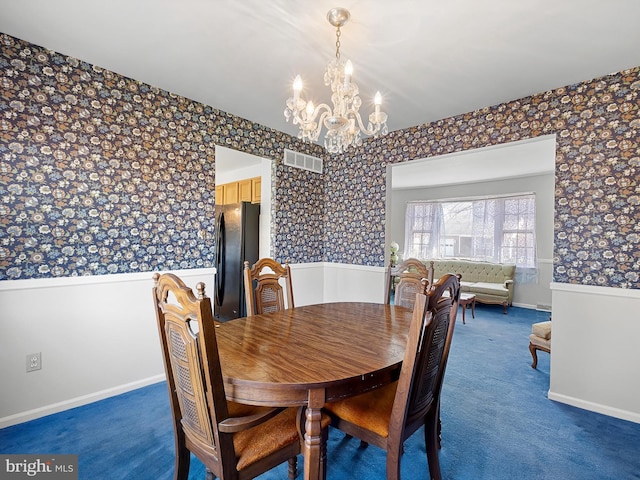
left=325, top=273, right=461, bottom=480
left=385, top=258, right=434, bottom=309
left=152, top=273, right=326, bottom=480
left=243, top=258, right=294, bottom=316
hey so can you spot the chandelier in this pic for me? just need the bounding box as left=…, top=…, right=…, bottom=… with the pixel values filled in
left=284, top=7, right=389, bottom=154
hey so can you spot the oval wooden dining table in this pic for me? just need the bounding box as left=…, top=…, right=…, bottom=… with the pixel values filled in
left=215, top=302, right=414, bottom=480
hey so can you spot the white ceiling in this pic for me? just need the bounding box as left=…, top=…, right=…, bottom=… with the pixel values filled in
left=1, top=0, right=639, bottom=143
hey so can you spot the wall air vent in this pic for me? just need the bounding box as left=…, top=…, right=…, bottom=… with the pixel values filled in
left=284, top=149, right=323, bottom=174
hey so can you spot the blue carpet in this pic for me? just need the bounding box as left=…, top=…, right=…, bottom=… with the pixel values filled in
left=2, top=306, right=639, bottom=479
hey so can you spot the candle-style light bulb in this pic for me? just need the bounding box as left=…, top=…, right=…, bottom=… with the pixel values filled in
left=344, top=60, right=353, bottom=88
left=293, top=75, right=302, bottom=102
left=374, top=91, right=382, bottom=114
left=305, top=100, right=315, bottom=118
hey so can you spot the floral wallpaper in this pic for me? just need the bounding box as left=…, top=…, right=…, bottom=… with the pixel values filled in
left=0, top=33, right=325, bottom=280
left=325, top=70, right=640, bottom=289
left=1, top=33, right=639, bottom=289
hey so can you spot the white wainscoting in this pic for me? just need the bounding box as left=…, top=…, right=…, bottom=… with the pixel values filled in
left=320, top=262, right=387, bottom=304
left=289, top=262, right=387, bottom=306
left=287, top=262, right=326, bottom=306
left=0, top=269, right=214, bottom=428
left=549, top=282, right=640, bottom=424
left=0, top=263, right=385, bottom=428
left=5, top=267, right=636, bottom=428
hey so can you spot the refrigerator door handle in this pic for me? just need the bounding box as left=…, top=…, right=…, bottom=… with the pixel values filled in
left=215, top=211, right=226, bottom=306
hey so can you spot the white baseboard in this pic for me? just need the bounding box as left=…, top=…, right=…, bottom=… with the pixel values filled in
left=548, top=391, right=640, bottom=425
left=0, top=374, right=166, bottom=429
left=512, top=302, right=537, bottom=310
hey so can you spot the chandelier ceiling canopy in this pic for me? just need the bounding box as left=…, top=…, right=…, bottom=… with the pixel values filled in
left=284, top=7, right=389, bottom=154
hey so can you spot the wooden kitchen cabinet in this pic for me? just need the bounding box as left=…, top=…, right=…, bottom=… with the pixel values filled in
left=216, top=177, right=261, bottom=205
left=252, top=177, right=261, bottom=203
left=215, top=185, right=224, bottom=205
left=239, top=179, right=253, bottom=202
left=223, top=182, right=239, bottom=204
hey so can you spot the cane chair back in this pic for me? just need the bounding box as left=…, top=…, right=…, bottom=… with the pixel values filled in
left=385, top=258, right=434, bottom=310
left=244, top=258, right=294, bottom=316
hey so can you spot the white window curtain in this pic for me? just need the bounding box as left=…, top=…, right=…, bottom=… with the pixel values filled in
left=404, top=202, right=444, bottom=260
left=404, top=194, right=538, bottom=284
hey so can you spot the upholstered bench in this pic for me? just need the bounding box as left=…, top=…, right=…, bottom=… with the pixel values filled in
left=529, top=320, right=551, bottom=369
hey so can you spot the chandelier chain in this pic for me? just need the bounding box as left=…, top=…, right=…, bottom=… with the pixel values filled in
left=335, top=27, right=341, bottom=60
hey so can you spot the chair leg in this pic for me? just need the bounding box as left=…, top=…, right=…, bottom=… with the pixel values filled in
left=385, top=441, right=403, bottom=480
left=424, top=408, right=443, bottom=480
left=174, top=439, right=190, bottom=480
left=437, top=404, right=442, bottom=450
left=287, top=457, right=297, bottom=480
left=529, top=342, right=538, bottom=369
left=345, top=432, right=369, bottom=448
left=319, top=426, right=329, bottom=480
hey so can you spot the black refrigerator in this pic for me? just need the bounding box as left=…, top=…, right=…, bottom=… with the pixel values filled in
left=214, top=202, right=260, bottom=322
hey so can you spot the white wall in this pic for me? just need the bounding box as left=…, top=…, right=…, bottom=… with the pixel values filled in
left=289, top=262, right=385, bottom=306
left=321, top=263, right=387, bottom=304
left=0, top=269, right=212, bottom=427
left=3, top=266, right=638, bottom=428
left=288, top=263, right=325, bottom=306
left=0, top=263, right=383, bottom=427
left=549, top=283, right=640, bottom=423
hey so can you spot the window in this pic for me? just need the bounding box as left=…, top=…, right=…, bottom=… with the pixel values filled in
left=404, top=194, right=537, bottom=281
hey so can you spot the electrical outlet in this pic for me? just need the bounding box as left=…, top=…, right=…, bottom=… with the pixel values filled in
left=26, top=352, right=41, bottom=372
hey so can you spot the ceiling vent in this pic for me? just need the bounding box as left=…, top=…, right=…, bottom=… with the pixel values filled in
left=284, top=149, right=323, bottom=174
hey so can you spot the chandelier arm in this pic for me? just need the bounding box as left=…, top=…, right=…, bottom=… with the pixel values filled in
left=304, top=102, right=332, bottom=125
left=312, top=111, right=330, bottom=140
left=347, top=109, right=381, bottom=135
left=298, top=109, right=331, bottom=143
